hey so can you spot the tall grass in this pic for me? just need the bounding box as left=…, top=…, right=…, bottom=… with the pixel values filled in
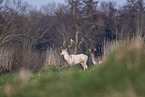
left=44, top=48, right=62, bottom=65
left=0, top=36, right=144, bottom=73
left=0, top=47, right=14, bottom=72
left=0, top=46, right=45, bottom=73
left=21, top=49, right=44, bottom=72
left=0, top=46, right=70, bottom=73
left=103, top=37, right=134, bottom=61
left=41, top=48, right=69, bottom=72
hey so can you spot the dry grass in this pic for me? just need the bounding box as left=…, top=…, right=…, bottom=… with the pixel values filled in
left=0, top=47, right=14, bottom=72
left=0, top=45, right=45, bottom=73
left=44, top=48, right=62, bottom=65
left=0, top=37, right=144, bottom=73
left=21, top=50, right=44, bottom=72
left=41, top=48, right=68, bottom=72
left=103, top=37, right=134, bottom=61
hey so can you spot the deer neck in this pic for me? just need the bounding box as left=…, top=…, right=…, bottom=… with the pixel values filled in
left=91, top=53, right=97, bottom=64
left=97, top=56, right=102, bottom=63
left=63, top=51, right=71, bottom=62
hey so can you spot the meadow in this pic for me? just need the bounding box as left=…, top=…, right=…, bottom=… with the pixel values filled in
left=0, top=37, right=145, bottom=97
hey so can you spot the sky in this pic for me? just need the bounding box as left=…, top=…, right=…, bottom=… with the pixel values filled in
left=22, top=0, right=65, bottom=9
left=22, top=0, right=126, bottom=9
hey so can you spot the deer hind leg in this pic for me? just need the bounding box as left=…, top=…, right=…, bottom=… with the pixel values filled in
left=81, top=62, right=88, bottom=70
left=85, top=64, right=88, bottom=69
left=81, top=63, right=86, bottom=70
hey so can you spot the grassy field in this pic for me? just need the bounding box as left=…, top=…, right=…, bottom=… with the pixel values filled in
left=0, top=38, right=145, bottom=97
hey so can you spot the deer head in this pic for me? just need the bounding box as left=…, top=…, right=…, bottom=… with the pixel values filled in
left=60, top=48, right=68, bottom=55
left=89, top=49, right=96, bottom=53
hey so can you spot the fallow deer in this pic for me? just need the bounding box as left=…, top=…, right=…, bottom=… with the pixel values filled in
left=60, top=39, right=88, bottom=70
left=89, top=49, right=102, bottom=65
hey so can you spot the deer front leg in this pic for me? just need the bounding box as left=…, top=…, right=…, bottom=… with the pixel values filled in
left=81, top=63, right=86, bottom=70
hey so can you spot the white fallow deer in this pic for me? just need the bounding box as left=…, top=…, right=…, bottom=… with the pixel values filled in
left=60, top=39, right=88, bottom=70
left=89, top=49, right=102, bottom=65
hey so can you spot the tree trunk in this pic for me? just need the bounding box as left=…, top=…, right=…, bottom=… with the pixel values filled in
left=74, top=25, right=79, bottom=54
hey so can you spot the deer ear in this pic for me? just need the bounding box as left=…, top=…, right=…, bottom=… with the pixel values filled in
left=94, top=49, right=96, bottom=51
left=66, top=48, right=67, bottom=50
left=88, top=49, right=91, bottom=51
left=72, top=39, right=75, bottom=43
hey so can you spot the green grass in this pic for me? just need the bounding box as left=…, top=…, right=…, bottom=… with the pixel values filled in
left=0, top=40, right=145, bottom=97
